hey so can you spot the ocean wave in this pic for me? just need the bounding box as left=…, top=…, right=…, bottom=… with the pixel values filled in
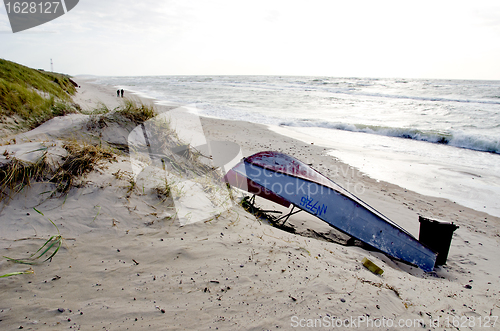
left=279, top=120, right=500, bottom=154
left=321, top=89, right=500, bottom=105
left=92, top=75, right=500, bottom=155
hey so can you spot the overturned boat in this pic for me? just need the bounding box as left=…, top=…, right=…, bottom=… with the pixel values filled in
left=224, top=151, right=438, bottom=272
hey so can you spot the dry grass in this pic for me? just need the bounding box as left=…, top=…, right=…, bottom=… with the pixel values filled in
left=0, top=141, right=116, bottom=278
left=0, top=141, right=116, bottom=202
left=144, top=119, right=213, bottom=179
left=0, top=153, right=50, bottom=200
left=52, top=141, right=116, bottom=193
left=153, top=182, right=172, bottom=202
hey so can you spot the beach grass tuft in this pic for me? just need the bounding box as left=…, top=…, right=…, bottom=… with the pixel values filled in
left=52, top=140, right=116, bottom=193
left=115, top=99, right=156, bottom=124
left=3, top=208, right=62, bottom=266
left=154, top=180, right=172, bottom=202
left=0, top=153, right=50, bottom=200
left=85, top=100, right=157, bottom=135
left=0, top=269, right=34, bottom=278
left=0, top=141, right=117, bottom=202
left=80, top=102, right=112, bottom=116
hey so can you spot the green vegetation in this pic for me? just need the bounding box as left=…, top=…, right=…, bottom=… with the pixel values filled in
left=1, top=209, right=62, bottom=278
left=85, top=99, right=156, bottom=131
left=0, top=58, right=78, bottom=133
left=154, top=180, right=172, bottom=202
left=0, top=59, right=76, bottom=98
left=3, top=208, right=62, bottom=265
left=114, top=99, right=156, bottom=124
left=80, top=102, right=111, bottom=116
left=0, top=269, right=34, bottom=278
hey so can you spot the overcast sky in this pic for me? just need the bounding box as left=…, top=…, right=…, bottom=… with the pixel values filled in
left=1, top=0, right=500, bottom=79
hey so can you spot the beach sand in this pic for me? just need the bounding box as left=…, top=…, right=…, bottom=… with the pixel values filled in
left=0, top=79, right=499, bottom=330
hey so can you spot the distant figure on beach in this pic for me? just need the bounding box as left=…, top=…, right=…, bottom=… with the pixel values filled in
left=121, top=89, right=124, bottom=98
left=117, top=90, right=120, bottom=97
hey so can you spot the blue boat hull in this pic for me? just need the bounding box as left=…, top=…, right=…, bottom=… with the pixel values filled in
left=230, top=161, right=437, bottom=272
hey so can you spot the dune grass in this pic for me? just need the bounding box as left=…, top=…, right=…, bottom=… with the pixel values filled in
left=52, top=140, right=116, bottom=194
left=0, top=269, right=34, bottom=278
left=0, top=152, right=49, bottom=200
left=0, top=58, right=78, bottom=133
left=1, top=98, right=155, bottom=201
left=153, top=181, right=172, bottom=202
left=0, top=59, right=76, bottom=99
left=80, top=102, right=112, bottom=116
left=1, top=208, right=62, bottom=278
left=0, top=141, right=116, bottom=202
left=85, top=99, right=156, bottom=134
left=135, top=115, right=214, bottom=179
left=115, top=99, right=156, bottom=124
left=3, top=208, right=62, bottom=265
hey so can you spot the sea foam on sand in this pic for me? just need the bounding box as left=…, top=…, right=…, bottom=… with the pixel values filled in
left=0, top=80, right=499, bottom=330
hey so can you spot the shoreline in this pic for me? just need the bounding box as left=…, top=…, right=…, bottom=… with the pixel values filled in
left=83, top=78, right=499, bottom=227
left=79, top=76, right=500, bottom=219
left=1, top=77, right=498, bottom=330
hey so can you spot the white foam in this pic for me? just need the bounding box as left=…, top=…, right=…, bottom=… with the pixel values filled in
left=270, top=125, right=500, bottom=218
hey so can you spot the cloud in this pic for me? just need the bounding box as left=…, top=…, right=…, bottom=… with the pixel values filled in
left=473, top=5, right=500, bottom=29
left=5, top=0, right=193, bottom=37
left=1, top=0, right=500, bottom=78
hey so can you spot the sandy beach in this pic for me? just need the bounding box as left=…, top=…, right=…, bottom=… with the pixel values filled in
left=0, top=79, right=499, bottom=330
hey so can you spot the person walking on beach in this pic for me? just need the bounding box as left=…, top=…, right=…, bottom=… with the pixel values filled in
left=121, top=89, right=124, bottom=98
left=117, top=90, right=120, bottom=97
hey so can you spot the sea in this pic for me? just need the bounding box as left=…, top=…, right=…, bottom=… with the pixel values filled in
left=88, top=76, right=500, bottom=218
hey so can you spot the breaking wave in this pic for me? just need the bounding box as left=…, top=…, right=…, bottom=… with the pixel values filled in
left=279, top=120, right=500, bottom=154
